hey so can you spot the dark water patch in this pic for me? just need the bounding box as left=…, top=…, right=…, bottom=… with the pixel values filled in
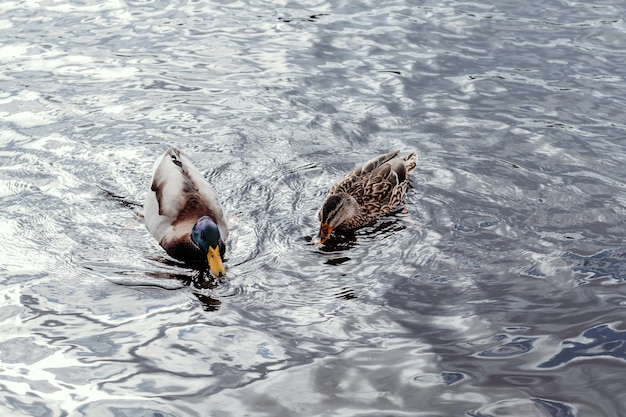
left=540, top=324, right=626, bottom=368
left=563, top=249, right=626, bottom=284
left=532, top=398, right=577, bottom=417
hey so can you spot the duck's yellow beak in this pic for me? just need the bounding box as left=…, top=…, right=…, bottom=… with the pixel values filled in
left=207, top=246, right=225, bottom=277
left=317, top=223, right=333, bottom=245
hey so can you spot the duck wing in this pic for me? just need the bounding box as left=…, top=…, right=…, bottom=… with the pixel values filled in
left=359, top=151, right=418, bottom=213
left=351, top=150, right=400, bottom=177
left=329, top=150, right=400, bottom=195
left=361, top=154, right=411, bottom=211
left=145, top=148, right=227, bottom=244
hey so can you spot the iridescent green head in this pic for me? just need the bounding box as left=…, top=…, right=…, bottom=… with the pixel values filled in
left=191, top=216, right=225, bottom=277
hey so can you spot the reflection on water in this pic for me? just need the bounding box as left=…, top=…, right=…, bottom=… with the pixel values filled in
left=470, top=398, right=576, bottom=417
left=1, top=0, right=626, bottom=416
left=563, top=250, right=626, bottom=284
left=540, top=324, right=626, bottom=369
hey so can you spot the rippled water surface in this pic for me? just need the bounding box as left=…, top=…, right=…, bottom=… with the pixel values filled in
left=1, top=0, right=626, bottom=416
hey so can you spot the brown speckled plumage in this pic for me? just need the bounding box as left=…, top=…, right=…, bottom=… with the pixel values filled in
left=317, top=150, right=417, bottom=240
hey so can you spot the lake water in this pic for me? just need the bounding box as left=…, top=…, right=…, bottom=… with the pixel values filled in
left=1, top=0, right=625, bottom=416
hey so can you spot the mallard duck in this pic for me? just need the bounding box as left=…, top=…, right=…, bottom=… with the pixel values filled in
left=317, top=150, right=417, bottom=244
left=144, top=148, right=228, bottom=277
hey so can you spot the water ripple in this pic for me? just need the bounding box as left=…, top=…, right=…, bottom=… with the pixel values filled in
left=1, top=0, right=626, bottom=415
left=540, top=324, right=626, bottom=368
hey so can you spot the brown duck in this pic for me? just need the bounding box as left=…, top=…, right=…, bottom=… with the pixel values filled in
left=317, top=150, right=418, bottom=244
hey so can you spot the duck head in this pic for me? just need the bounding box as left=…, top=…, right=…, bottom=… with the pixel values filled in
left=317, top=193, right=359, bottom=244
left=191, top=216, right=226, bottom=277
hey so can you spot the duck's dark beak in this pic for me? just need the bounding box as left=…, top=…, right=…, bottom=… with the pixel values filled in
left=317, top=223, right=333, bottom=245
left=207, top=245, right=225, bottom=277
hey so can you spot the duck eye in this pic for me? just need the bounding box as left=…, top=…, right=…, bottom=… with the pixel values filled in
left=200, top=232, right=206, bottom=240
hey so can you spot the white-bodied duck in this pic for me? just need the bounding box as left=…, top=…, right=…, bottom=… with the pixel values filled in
left=144, top=148, right=228, bottom=277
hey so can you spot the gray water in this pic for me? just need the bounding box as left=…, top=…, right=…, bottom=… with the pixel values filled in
left=1, top=1, right=625, bottom=416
